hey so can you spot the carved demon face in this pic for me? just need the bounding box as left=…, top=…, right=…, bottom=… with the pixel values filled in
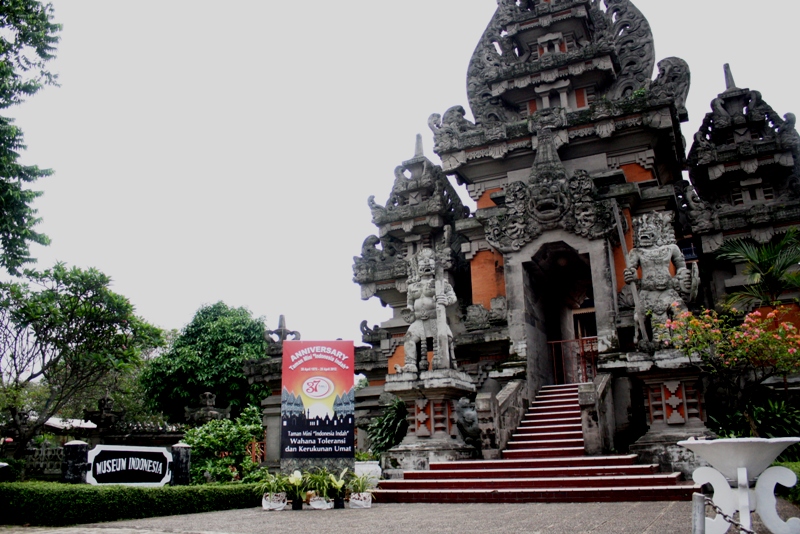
left=417, top=254, right=435, bottom=277
left=574, top=202, right=597, bottom=232
left=636, top=221, right=657, bottom=248
left=530, top=181, right=569, bottom=223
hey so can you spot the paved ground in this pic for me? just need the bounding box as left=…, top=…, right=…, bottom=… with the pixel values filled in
left=1, top=499, right=799, bottom=534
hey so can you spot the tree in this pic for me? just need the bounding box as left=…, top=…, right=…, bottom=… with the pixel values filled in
left=0, top=1, right=61, bottom=274
left=0, top=264, right=163, bottom=458
left=716, top=229, right=800, bottom=308
left=140, top=302, right=269, bottom=422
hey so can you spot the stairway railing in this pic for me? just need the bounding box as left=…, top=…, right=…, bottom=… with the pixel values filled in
left=475, top=379, right=526, bottom=460
left=549, top=337, right=598, bottom=384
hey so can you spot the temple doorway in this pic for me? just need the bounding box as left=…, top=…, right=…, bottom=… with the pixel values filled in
left=525, top=241, right=598, bottom=384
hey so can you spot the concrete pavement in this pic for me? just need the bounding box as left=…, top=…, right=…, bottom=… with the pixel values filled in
left=1, top=499, right=798, bottom=533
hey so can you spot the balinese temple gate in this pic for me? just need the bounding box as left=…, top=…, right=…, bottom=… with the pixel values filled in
left=247, top=0, right=800, bottom=500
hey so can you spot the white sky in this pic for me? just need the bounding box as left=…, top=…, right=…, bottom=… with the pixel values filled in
left=8, top=0, right=800, bottom=343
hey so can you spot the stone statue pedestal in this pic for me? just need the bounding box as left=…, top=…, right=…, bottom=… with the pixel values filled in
left=382, top=369, right=477, bottom=478
left=629, top=371, right=715, bottom=478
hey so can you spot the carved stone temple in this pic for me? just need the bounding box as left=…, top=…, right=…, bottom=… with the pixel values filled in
left=244, top=0, right=800, bottom=499
left=346, top=0, right=800, bottom=489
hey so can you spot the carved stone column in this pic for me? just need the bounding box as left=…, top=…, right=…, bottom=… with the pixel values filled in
left=382, top=369, right=476, bottom=478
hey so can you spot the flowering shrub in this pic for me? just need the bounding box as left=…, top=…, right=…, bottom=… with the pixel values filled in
left=667, top=308, right=800, bottom=376
left=666, top=307, right=800, bottom=436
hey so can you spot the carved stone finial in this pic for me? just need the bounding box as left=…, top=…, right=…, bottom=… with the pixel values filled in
left=266, top=315, right=300, bottom=345
left=723, top=63, right=737, bottom=91
left=414, top=134, right=424, bottom=158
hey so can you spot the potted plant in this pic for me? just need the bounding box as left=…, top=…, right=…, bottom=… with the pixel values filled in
left=348, top=472, right=375, bottom=509
left=285, top=470, right=306, bottom=510
left=328, top=468, right=348, bottom=509
left=305, top=467, right=333, bottom=510
left=257, top=472, right=287, bottom=511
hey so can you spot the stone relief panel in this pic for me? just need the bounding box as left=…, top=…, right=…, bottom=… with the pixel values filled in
left=480, top=129, right=622, bottom=252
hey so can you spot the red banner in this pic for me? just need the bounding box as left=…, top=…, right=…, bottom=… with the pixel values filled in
left=280, top=340, right=355, bottom=459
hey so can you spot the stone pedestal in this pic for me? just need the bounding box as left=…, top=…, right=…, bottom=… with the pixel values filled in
left=629, top=372, right=715, bottom=477
left=382, top=369, right=476, bottom=478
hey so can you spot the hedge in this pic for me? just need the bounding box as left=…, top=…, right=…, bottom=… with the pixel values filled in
left=776, top=462, right=800, bottom=505
left=0, top=482, right=262, bottom=526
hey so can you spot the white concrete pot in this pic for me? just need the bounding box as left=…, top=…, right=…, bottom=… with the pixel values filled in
left=354, top=461, right=381, bottom=488
left=678, top=437, right=800, bottom=534
left=678, top=437, right=799, bottom=483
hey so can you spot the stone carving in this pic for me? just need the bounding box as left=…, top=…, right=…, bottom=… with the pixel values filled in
left=606, top=0, right=655, bottom=99
left=464, top=296, right=508, bottom=331
left=367, top=138, right=467, bottom=227
left=648, top=57, right=690, bottom=121
left=675, top=180, right=717, bottom=233
left=482, top=129, right=621, bottom=252
left=428, top=105, right=478, bottom=153
left=360, top=320, right=390, bottom=347
left=352, top=235, right=406, bottom=284
left=185, top=392, right=231, bottom=424
left=455, top=397, right=481, bottom=450
left=395, top=248, right=457, bottom=376
left=265, top=315, right=300, bottom=357
left=623, top=212, right=698, bottom=344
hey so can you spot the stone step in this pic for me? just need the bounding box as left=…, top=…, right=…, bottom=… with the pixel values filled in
left=429, top=454, right=640, bottom=471
left=514, top=425, right=583, bottom=435
left=522, top=410, right=581, bottom=421
left=506, top=438, right=585, bottom=450
left=502, top=446, right=585, bottom=459
left=406, top=464, right=660, bottom=480
left=529, top=400, right=580, bottom=409
left=510, top=430, right=583, bottom=441
left=374, top=484, right=700, bottom=503
left=519, top=417, right=582, bottom=427
left=380, top=473, right=683, bottom=491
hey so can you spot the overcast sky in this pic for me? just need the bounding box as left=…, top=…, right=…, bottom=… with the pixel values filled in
left=7, top=0, right=800, bottom=343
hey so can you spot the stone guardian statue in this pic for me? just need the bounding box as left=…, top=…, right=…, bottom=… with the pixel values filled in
left=624, top=212, right=699, bottom=345
left=395, top=248, right=457, bottom=375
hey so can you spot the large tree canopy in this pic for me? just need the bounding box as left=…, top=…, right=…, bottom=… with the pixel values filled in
left=0, top=264, right=163, bottom=457
left=0, top=1, right=61, bottom=274
left=140, top=302, right=269, bottom=422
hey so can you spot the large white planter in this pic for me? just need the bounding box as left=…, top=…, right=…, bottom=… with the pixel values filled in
left=679, top=437, right=800, bottom=534
left=354, top=461, right=381, bottom=488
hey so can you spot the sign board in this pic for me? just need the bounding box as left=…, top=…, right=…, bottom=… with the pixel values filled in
left=281, top=340, right=355, bottom=459
left=87, top=445, right=173, bottom=486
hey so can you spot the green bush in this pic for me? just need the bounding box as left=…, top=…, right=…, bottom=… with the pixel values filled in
left=0, top=481, right=261, bottom=526
left=183, top=405, right=264, bottom=484
left=775, top=462, right=800, bottom=504
left=367, top=397, right=408, bottom=455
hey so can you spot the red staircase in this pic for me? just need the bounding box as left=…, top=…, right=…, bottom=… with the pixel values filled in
left=376, top=384, right=699, bottom=503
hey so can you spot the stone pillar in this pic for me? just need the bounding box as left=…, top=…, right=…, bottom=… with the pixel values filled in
left=170, top=443, right=191, bottom=486
left=61, top=440, right=89, bottom=484
left=261, top=394, right=282, bottom=465
left=382, top=369, right=476, bottom=478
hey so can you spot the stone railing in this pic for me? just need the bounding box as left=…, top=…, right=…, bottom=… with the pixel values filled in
left=476, top=379, right=526, bottom=459
left=579, top=373, right=615, bottom=455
